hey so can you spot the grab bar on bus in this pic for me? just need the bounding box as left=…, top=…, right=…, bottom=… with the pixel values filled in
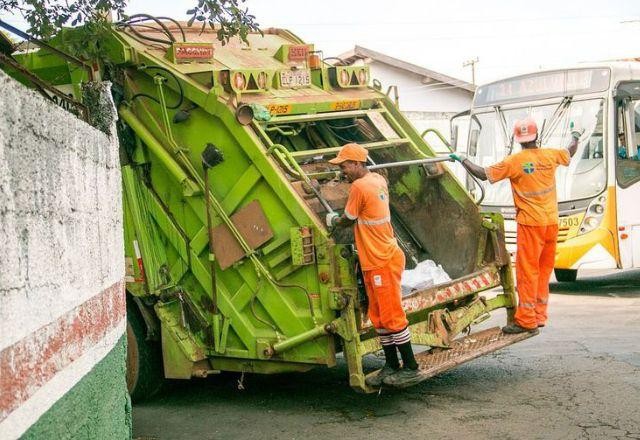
left=420, top=128, right=454, bottom=153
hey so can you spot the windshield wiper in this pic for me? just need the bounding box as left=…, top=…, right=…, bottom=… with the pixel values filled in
left=540, top=96, right=572, bottom=145
left=493, top=105, right=513, bottom=154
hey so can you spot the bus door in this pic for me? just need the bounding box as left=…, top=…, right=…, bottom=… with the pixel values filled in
left=614, top=82, right=640, bottom=268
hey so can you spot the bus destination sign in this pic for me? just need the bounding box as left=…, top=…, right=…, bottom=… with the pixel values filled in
left=474, top=68, right=611, bottom=107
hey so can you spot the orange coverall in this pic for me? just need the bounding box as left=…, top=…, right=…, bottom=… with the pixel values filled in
left=344, top=172, right=408, bottom=333
left=486, top=147, right=571, bottom=329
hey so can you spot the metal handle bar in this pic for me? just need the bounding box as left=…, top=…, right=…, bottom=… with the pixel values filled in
left=367, top=156, right=452, bottom=170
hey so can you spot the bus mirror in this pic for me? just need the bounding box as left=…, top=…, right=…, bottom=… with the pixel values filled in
left=469, top=129, right=480, bottom=156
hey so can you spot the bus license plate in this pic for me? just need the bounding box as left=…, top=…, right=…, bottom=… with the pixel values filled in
left=280, top=70, right=311, bottom=88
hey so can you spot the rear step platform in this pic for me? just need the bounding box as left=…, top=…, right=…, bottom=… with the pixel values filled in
left=372, top=327, right=537, bottom=389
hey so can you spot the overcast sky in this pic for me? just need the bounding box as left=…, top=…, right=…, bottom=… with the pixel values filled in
left=3, top=0, right=640, bottom=84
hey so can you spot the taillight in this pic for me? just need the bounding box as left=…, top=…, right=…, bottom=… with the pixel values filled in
left=308, top=53, right=321, bottom=69
left=256, top=71, right=268, bottom=89
left=358, top=69, right=368, bottom=85
left=233, top=72, right=247, bottom=90
left=339, top=69, right=350, bottom=86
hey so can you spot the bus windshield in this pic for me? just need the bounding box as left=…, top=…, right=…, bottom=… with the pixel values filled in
left=469, top=99, right=605, bottom=206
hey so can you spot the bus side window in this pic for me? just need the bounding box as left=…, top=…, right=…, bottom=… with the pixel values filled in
left=616, top=100, right=640, bottom=187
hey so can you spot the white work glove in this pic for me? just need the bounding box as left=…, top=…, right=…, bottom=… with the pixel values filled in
left=570, top=125, right=585, bottom=140
left=449, top=152, right=468, bottom=162
left=326, top=212, right=339, bottom=228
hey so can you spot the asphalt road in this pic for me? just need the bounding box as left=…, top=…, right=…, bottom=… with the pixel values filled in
left=133, top=269, right=640, bottom=440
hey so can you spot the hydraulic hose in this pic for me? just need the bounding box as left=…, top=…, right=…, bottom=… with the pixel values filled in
left=155, top=16, right=187, bottom=42
left=121, top=14, right=177, bottom=43
left=130, top=65, right=184, bottom=109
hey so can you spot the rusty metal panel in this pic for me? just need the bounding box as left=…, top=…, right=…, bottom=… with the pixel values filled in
left=414, top=327, right=536, bottom=380
left=361, top=266, right=501, bottom=331
left=491, top=226, right=509, bottom=267
left=212, top=200, right=274, bottom=270
left=365, top=326, right=536, bottom=388
left=402, top=267, right=501, bottom=314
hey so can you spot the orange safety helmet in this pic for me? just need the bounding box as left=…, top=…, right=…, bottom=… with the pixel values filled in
left=513, top=117, right=538, bottom=143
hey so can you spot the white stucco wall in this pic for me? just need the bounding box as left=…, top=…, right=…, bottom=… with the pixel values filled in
left=368, top=61, right=473, bottom=113
left=0, top=71, right=126, bottom=439
left=364, top=60, right=472, bottom=148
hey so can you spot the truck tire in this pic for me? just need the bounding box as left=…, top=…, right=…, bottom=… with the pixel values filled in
left=554, top=268, right=578, bottom=282
left=126, top=301, right=164, bottom=402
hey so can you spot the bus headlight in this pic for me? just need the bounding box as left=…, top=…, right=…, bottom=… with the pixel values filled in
left=578, top=195, right=606, bottom=235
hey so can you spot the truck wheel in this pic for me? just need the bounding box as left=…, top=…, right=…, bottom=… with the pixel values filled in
left=554, top=269, right=577, bottom=282
left=126, top=302, right=164, bottom=402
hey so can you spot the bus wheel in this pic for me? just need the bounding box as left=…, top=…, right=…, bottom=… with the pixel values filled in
left=126, top=301, right=164, bottom=402
left=554, top=269, right=577, bottom=282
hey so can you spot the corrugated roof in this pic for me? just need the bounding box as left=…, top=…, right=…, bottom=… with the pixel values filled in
left=337, top=45, right=475, bottom=92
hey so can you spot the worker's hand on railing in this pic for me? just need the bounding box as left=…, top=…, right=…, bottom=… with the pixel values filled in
left=326, top=212, right=340, bottom=228
left=449, top=152, right=468, bottom=163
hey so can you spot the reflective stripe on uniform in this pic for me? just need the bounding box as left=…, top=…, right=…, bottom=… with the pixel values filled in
left=537, top=299, right=548, bottom=304
left=515, top=185, right=554, bottom=198
left=518, top=302, right=536, bottom=309
left=344, top=209, right=357, bottom=220
left=357, top=216, right=391, bottom=226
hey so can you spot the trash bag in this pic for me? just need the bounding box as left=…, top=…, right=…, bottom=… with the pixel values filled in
left=401, top=259, right=451, bottom=295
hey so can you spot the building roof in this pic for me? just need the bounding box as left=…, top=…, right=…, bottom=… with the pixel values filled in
left=336, top=45, right=476, bottom=93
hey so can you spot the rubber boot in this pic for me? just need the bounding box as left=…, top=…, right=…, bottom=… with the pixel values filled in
left=365, top=344, right=400, bottom=387
left=502, top=323, right=539, bottom=335
left=383, top=342, right=423, bottom=388
left=396, top=341, right=418, bottom=370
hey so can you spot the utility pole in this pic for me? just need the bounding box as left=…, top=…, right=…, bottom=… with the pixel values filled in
left=463, top=57, right=479, bottom=85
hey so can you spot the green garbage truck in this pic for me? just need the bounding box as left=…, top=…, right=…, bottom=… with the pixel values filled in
left=0, top=15, right=535, bottom=399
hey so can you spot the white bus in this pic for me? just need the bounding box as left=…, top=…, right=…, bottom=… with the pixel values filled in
left=451, top=63, right=640, bottom=281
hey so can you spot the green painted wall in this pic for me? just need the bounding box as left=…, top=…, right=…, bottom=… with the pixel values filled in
left=22, top=336, right=132, bottom=440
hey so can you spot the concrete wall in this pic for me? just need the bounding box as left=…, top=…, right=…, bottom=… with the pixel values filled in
left=0, top=71, right=129, bottom=439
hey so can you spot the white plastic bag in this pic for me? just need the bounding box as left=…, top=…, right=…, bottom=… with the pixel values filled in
left=401, top=259, right=451, bottom=294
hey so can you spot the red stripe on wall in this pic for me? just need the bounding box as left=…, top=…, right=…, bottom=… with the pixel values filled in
left=0, top=280, right=126, bottom=422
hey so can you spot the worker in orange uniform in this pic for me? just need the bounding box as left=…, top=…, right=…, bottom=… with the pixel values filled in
left=450, top=117, right=581, bottom=333
left=326, top=143, right=421, bottom=388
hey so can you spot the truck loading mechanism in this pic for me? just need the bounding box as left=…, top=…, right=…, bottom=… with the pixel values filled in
left=0, top=15, right=534, bottom=397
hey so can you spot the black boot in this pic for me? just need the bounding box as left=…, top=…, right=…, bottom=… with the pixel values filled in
left=382, top=343, right=400, bottom=370
left=396, top=341, right=418, bottom=370
left=365, top=343, right=400, bottom=387
left=383, top=342, right=423, bottom=388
